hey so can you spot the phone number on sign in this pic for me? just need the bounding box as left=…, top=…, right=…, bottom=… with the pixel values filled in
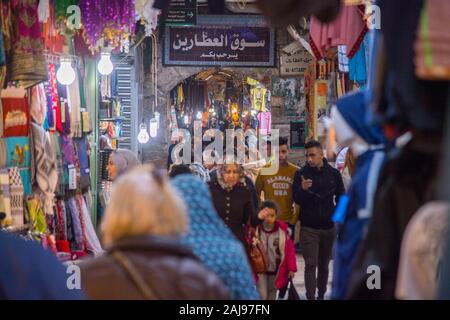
left=178, top=304, right=270, bottom=318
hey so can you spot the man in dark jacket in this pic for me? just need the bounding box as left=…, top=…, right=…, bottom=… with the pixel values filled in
left=293, top=140, right=344, bottom=300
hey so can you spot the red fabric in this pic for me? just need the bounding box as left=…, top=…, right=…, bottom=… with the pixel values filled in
left=1, top=97, right=30, bottom=137
left=274, top=220, right=297, bottom=290
left=56, top=240, right=71, bottom=253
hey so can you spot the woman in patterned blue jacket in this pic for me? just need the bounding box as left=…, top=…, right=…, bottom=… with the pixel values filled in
left=172, top=174, right=260, bottom=300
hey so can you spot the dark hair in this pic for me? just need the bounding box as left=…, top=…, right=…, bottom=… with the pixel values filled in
left=279, top=137, right=288, bottom=147
left=168, top=164, right=192, bottom=179
left=305, top=140, right=322, bottom=150
left=259, top=200, right=280, bottom=215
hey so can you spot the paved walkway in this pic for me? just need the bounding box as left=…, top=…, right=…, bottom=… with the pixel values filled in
left=291, top=254, right=333, bottom=300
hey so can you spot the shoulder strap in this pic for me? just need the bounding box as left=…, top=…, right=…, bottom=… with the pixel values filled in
left=111, top=250, right=157, bottom=300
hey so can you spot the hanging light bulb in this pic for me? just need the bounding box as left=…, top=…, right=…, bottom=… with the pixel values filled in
left=137, top=123, right=150, bottom=144
left=196, top=111, right=203, bottom=120
left=149, top=118, right=158, bottom=138
left=154, top=111, right=161, bottom=128
left=56, top=57, right=76, bottom=85
left=184, top=115, right=189, bottom=125
left=97, top=51, right=114, bottom=76
left=209, top=107, right=214, bottom=113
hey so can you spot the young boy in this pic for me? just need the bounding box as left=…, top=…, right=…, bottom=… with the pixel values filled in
left=255, top=201, right=297, bottom=300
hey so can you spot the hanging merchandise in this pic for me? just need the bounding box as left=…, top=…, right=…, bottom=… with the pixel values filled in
left=8, top=167, right=24, bottom=227
left=247, top=77, right=267, bottom=112
left=0, top=169, right=12, bottom=226
left=1, top=88, right=29, bottom=137
left=257, top=111, right=272, bottom=136
left=309, top=5, right=368, bottom=60
left=2, top=0, right=48, bottom=87
left=79, top=0, right=136, bottom=54
left=348, top=34, right=369, bottom=87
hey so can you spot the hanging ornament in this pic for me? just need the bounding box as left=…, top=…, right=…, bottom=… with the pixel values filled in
left=137, top=123, right=150, bottom=144
left=79, top=0, right=136, bottom=53
left=56, top=57, right=76, bottom=85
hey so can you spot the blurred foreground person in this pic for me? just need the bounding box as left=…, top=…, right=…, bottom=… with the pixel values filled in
left=172, top=174, right=260, bottom=300
left=81, top=165, right=229, bottom=300
left=0, top=230, right=84, bottom=299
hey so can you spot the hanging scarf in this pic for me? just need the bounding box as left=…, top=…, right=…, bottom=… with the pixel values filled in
left=8, top=0, right=48, bottom=86
left=172, top=175, right=260, bottom=300
left=0, top=169, right=12, bottom=227
left=8, top=167, right=24, bottom=227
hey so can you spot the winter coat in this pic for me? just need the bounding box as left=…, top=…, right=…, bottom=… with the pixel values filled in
left=208, top=177, right=260, bottom=244
left=293, top=159, right=345, bottom=230
left=172, top=174, right=260, bottom=300
left=80, top=235, right=229, bottom=300
left=0, top=231, right=84, bottom=299
left=256, top=220, right=297, bottom=290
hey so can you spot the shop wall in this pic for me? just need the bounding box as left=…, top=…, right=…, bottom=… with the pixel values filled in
left=141, top=28, right=306, bottom=169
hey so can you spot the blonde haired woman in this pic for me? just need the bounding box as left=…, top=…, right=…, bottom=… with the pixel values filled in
left=81, top=165, right=229, bottom=300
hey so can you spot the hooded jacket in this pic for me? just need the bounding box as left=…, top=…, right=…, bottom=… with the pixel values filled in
left=256, top=220, right=297, bottom=290
left=293, top=159, right=345, bottom=230
left=330, top=89, right=386, bottom=299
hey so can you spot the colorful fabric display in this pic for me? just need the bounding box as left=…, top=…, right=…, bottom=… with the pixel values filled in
left=1, top=97, right=30, bottom=137
left=75, top=138, right=90, bottom=190
left=8, top=167, right=24, bottom=227
left=61, top=134, right=77, bottom=166
left=0, top=99, right=3, bottom=137
left=0, top=138, right=6, bottom=167
left=0, top=169, right=12, bottom=226
left=66, top=198, right=83, bottom=251
left=26, top=198, right=47, bottom=234
left=77, top=195, right=102, bottom=256
left=30, top=83, right=47, bottom=125
left=55, top=200, right=67, bottom=241
left=31, top=123, right=58, bottom=215
left=4, top=136, right=30, bottom=168
left=49, top=132, right=65, bottom=196
left=67, top=71, right=82, bottom=137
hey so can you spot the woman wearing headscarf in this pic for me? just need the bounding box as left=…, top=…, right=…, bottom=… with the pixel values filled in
left=208, top=163, right=267, bottom=245
left=81, top=165, right=229, bottom=300
left=100, top=149, right=140, bottom=209
left=107, top=149, right=140, bottom=181
left=172, top=174, right=260, bottom=300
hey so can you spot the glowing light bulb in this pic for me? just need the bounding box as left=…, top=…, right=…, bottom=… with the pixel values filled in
left=149, top=118, right=158, bottom=138
left=184, top=115, right=189, bottom=125
left=56, top=58, right=76, bottom=85
left=209, top=107, right=214, bottom=113
left=154, top=111, right=161, bottom=128
left=196, top=111, right=202, bottom=120
left=137, top=123, right=150, bottom=144
left=97, top=52, right=114, bottom=75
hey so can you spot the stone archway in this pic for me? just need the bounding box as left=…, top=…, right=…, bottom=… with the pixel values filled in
left=140, top=44, right=279, bottom=168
